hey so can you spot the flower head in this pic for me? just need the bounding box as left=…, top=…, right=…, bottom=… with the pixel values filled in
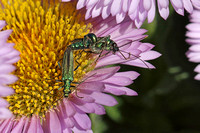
left=0, top=20, right=20, bottom=119
left=186, top=9, right=200, bottom=80
left=63, top=0, right=200, bottom=28
left=0, top=0, right=160, bottom=132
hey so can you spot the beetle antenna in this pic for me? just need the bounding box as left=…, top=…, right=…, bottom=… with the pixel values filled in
left=118, top=41, right=133, bottom=48
left=119, top=50, right=150, bottom=69
left=118, top=36, right=147, bottom=48
left=118, top=50, right=127, bottom=60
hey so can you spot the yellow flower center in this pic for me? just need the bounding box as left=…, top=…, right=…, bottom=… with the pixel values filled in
left=0, top=0, right=95, bottom=118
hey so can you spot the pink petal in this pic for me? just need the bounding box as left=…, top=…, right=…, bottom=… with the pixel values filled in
left=0, top=64, right=16, bottom=74
left=96, top=50, right=141, bottom=68
left=0, top=85, right=14, bottom=96
left=90, top=92, right=118, bottom=106
left=114, top=71, right=140, bottom=80
left=135, top=17, right=145, bottom=28
left=72, top=127, right=93, bottom=133
left=186, top=31, right=200, bottom=39
left=189, top=54, right=200, bottom=62
left=93, top=17, right=116, bottom=36
left=22, top=118, right=31, bottom=133
left=73, top=111, right=91, bottom=130
left=158, top=0, right=169, bottom=7
left=183, top=0, right=193, bottom=13
left=5, top=56, right=20, bottom=64
left=87, top=0, right=98, bottom=8
left=171, top=0, right=183, bottom=8
left=157, top=0, right=169, bottom=19
left=0, top=30, right=13, bottom=42
left=63, top=128, right=72, bottom=133
left=90, top=103, right=105, bottom=115
left=111, top=0, right=122, bottom=16
left=63, top=100, right=76, bottom=117
left=147, top=0, right=156, bottom=23
left=76, top=0, right=87, bottom=9
left=138, top=43, right=154, bottom=52
left=27, top=116, right=43, bottom=133
left=74, top=92, right=95, bottom=103
left=192, top=0, right=200, bottom=9
left=0, top=108, right=12, bottom=119
left=128, top=0, right=140, bottom=15
left=0, top=98, right=9, bottom=107
left=104, top=85, right=126, bottom=95
left=104, top=0, right=113, bottom=6
left=103, top=76, right=133, bottom=86
left=71, top=96, right=95, bottom=113
left=186, top=38, right=200, bottom=44
left=0, top=119, right=11, bottom=131
left=0, top=44, right=15, bottom=56
left=140, top=51, right=162, bottom=60
left=78, top=81, right=104, bottom=92
left=113, top=29, right=147, bottom=42
left=56, top=104, right=69, bottom=129
left=105, top=84, right=138, bottom=96
left=11, top=117, right=26, bottom=133
left=64, top=117, right=75, bottom=128
left=85, top=66, right=120, bottom=81
left=0, top=21, right=6, bottom=30
left=2, top=49, right=20, bottom=59
left=85, top=7, right=93, bottom=19
left=58, top=102, right=75, bottom=128
left=116, top=12, right=126, bottom=23
left=2, top=118, right=14, bottom=132
left=102, top=5, right=111, bottom=19
left=92, top=1, right=103, bottom=18
left=194, top=64, right=200, bottom=72
left=129, top=11, right=137, bottom=21
left=123, top=59, right=155, bottom=69
left=158, top=7, right=169, bottom=20
left=171, top=0, right=184, bottom=15
left=186, top=23, right=200, bottom=31
left=43, top=111, right=62, bottom=133
left=189, top=45, right=200, bottom=52
left=138, top=5, right=147, bottom=22
left=195, top=73, right=200, bottom=80
left=122, top=0, right=129, bottom=12
left=143, top=0, right=152, bottom=11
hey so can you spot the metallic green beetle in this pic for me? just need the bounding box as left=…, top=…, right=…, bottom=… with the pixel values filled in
left=59, top=47, right=74, bottom=97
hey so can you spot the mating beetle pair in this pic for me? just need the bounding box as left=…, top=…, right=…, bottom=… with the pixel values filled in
left=59, top=33, right=147, bottom=97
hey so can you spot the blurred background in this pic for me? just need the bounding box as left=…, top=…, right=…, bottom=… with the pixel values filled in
left=90, top=6, right=200, bottom=133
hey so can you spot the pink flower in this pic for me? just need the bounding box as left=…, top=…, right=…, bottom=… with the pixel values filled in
left=63, top=0, right=200, bottom=28
left=0, top=1, right=160, bottom=132
left=186, top=9, right=200, bottom=80
left=0, top=20, right=20, bottom=119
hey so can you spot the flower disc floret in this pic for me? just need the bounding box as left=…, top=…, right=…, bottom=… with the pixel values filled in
left=0, top=0, right=93, bottom=118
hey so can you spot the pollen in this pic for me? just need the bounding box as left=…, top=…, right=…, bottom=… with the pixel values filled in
left=0, top=0, right=95, bottom=118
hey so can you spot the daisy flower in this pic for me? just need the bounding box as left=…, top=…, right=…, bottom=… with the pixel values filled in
left=0, top=0, right=160, bottom=132
left=0, top=20, right=20, bottom=119
left=186, top=9, right=200, bottom=80
left=63, top=0, right=200, bottom=28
